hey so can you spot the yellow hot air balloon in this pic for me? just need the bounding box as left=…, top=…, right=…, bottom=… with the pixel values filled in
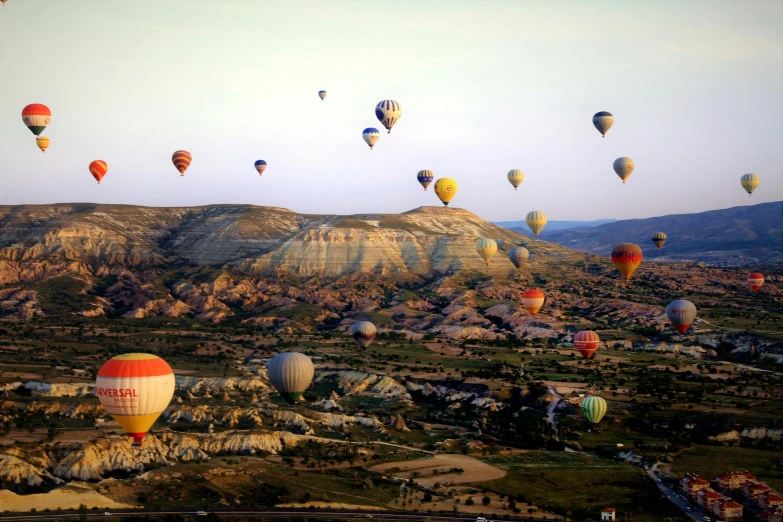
left=525, top=211, right=547, bottom=237
left=95, top=354, right=175, bottom=448
left=611, top=243, right=643, bottom=281
left=36, top=136, right=50, bottom=153
left=476, top=238, right=498, bottom=265
left=434, top=178, right=458, bottom=207
left=613, top=157, right=635, bottom=183
left=507, top=169, right=524, bottom=190
left=741, top=173, right=759, bottom=196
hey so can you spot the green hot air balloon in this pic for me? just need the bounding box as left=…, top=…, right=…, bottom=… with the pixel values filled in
left=266, top=352, right=314, bottom=404
left=581, top=396, right=607, bottom=424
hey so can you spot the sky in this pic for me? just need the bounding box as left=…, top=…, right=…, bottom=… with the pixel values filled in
left=0, top=0, right=782, bottom=221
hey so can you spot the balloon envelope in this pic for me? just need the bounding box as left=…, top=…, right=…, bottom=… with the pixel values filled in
left=748, top=273, right=764, bottom=292
left=741, top=173, right=759, bottom=196
left=375, top=100, right=402, bottom=133
left=507, top=169, right=524, bottom=190
left=417, top=170, right=434, bottom=190
left=652, top=232, right=667, bottom=250
left=521, top=289, right=545, bottom=316
left=509, top=246, right=529, bottom=269
left=611, top=243, right=643, bottom=281
left=22, top=104, right=51, bottom=136
left=89, top=160, right=108, bottom=184
left=581, top=396, right=607, bottom=424
left=613, top=157, right=635, bottom=183
left=574, top=331, right=600, bottom=359
left=96, top=354, right=174, bottom=446
left=254, top=159, right=267, bottom=176
left=267, top=352, right=314, bottom=404
left=592, top=111, right=614, bottom=137
left=172, top=150, right=192, bottom=176
left=36, top=136, right=50, bottom=153
left=434, top=178, right=458, bottom=206
left=476, top=238, right=498, bottom=265
left=666, top=299, right=697, bottom=334
left=318, top=90, right=327, bottom=100
left=525, top=211, right=547, bottom=236
left=362, top=128, right=380, bottom=149
left=351, top=321, right=377, bottom=349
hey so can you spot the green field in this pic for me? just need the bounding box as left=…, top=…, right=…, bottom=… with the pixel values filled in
left=669, top=445, right=783, bottom=491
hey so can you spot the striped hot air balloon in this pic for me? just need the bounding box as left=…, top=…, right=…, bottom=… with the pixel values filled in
left=95, top=354, right=175, bottom=447
left=266, top=352, right=314, bottom=404
left=741, top=173, right=759, bottom=196
left=509, top=246, right=529, bottom=269
left=748, top=273, right=764, bottom=292
left=375, top=100, right=402, bottom=133
left=434, top=178, right=458, bottom=207
left=172, top=150, right=192, bottom=176
left=521, top=289, right=545, bottom=316
left=318, top=90, right=327, bottom=100
left=611, top=243, right=643, bottom=281
left=351, top=321, right=377, bottom=349
left=476, top=238, right=498, bottom=266
left=581, top=396, right=607, bottom=424
left=652, top=232, right=667, bottom=250
left=36, top=136, right=50, bottom=153
left=592, top=111, right=614, bottom=137
left=254, top=159, right=267, bottom=176
left=613, top=157, right=635, bottom=183
left=362, top=128, right=380, bottom=150
left=21, top=104, right=51, bottom=136
left=417, top=170, right=434, bottom=190
left=507, top=169, right=524, bottom=190
left=666, top=299, right=697, bottom=334
left=89, top=160, right=108, bottom=184
left=573, top=331, right=600, bottom=359
left=525, top=211, right=547, bottom=237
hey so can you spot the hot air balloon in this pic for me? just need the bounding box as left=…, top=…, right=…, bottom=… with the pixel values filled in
left=95, top=354, right=174, bottom=447
left=351, top=321, right=377, bottom=349
left=521, top=289, right=545, bottom=316
left=592, top=111, right=614, bottom=137
left=476, top=238, right=498, bottom=266
left=613, top=157, right=635, bottom=183
left=611, top=243, right=643, bottom=281
left=254, top=159, right=267, bottom=176
left=21, top=104, right=51, bottom=136
left=266, top=352, right=314, bottom=404
left=434, top=178, right=458, bottom=207
left=652, top=232, right=667, bottom=250
left=525, top=211, right=547, bottom=237
left=172, top=150, right=192, bottom=176
left=581, top=396, right=607, bottom=424
left=417, top=170, right=434, bottom=190
left=362, top=128, right=380, bottom=150
left=507, top=169, right=524, bottom=190
left=741, top=173, right=759, bottom=196
left=573, top=331, right=600, bottom=359
left=509, top=246, right=529, bottom=269
left=318, top=90, right=327, bottom=100
left=375, top=100, right=402, bottom=133
left=666, top=299, right=697, bottom=334
left=36, top=136, right=50, bottom=153
left=89, top=160, right=108, bottom=184
left=748, top=273, right=764, bottom=292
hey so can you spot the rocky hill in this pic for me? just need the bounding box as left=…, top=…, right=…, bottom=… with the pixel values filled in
left=537, top=202, right=783, bottom=266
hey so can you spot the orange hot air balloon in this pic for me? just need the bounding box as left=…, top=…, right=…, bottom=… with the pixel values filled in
left=89, top=160, right=108, bottom=184
left=36, top=136, right=50, bottom=153
left=521, top=289, right=545, bottom=316
left=573, top=331, right=600, bottom=359
left=172, top=150, right=192, bottom=176
left=611, top=243, right=643, bottom=281
left=21, top=104, right=51, bottom=136
left=748, top=273, right=764, bottom=292
left=95, top=354, right=175, bottom=447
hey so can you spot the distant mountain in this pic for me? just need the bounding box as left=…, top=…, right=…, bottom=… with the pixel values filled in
left=495, top=218, right=617, bottom=232
left=541, top=202, right=783, bottom=267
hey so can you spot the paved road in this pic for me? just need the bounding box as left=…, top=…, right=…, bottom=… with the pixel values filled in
left=647, top=464, right=702, bottom=521
left=0, top=508, right=554, bottom=522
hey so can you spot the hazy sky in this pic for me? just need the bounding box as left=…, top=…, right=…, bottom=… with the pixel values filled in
left=1, top=0, right=781, bottom=221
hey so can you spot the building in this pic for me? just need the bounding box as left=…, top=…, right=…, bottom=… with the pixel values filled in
left=759, top=493, right=783, bottom=510
left=764, top=506, right=783, bottom=522
left=718, top=471, right=756, bottom=491
left=714, top=499, right=744, bottom=520
left=696, top=489, right=726, bottom=509
left=601, top=508, right=616, bottom=521
left=682, top=474, right=711, bottom=498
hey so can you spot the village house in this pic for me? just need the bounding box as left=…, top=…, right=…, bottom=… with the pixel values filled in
left=682, top=474, right=711, bottom=498
left=600, top=508, right=616, bottom=521
left=714, top=498, right=744, bottom=521
left=742, top=481, right=772, bottom=501
left=759, top=493, right=783, bottom=510
left=696, top=489, right=726, bottom=509
left=718, top=471, right=757, bottom=491
left=764, top=506, right=783, bottom=522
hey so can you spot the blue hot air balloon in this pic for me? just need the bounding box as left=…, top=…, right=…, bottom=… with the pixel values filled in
left=362, top=128, right=380, bottom=150
left=254, top=160, right=268, bottom=176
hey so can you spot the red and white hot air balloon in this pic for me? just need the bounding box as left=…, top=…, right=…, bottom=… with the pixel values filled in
left=748, top=273, right=764, bottom=292
left=521, top=289, right=545, bottom=316
left=573, top=331, right=600, bottom=359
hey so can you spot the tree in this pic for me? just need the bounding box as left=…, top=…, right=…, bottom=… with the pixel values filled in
left=423, top=492, right=433, bottom=502
left=465, top=497, right=475, bottom=506
left=482, top=496, right=491, bottom=506
left=78, top=504, right=88, bottom=522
